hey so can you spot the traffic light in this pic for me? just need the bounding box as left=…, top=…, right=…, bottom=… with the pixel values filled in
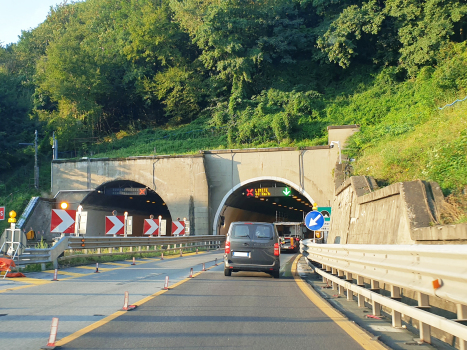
left=60, top=202, right=68, bottom=210
left=315, top=232, right=322, bottom=239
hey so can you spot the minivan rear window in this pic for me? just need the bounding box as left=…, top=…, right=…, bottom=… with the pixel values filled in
left=231, top=224, right=273, bottom=240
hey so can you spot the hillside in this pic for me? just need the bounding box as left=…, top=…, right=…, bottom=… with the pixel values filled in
left=1, top=0, right=467, bottom=229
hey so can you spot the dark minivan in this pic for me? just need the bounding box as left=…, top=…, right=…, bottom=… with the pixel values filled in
left=224, top=222, right=280, bottom=278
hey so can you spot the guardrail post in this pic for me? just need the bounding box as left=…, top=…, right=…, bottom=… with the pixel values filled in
left=418, top=292, right=431, bottom=343
left=331, top=268, right=337, bottom=290
left=357, top=275, right=365, bottom=307
left=370, top=280, right=381, bottom=316
left=337, top=270, right=345, bottom=296
left=390, top=285, right=402, bottom=327
left=345, top=272, right=353, bottom=301
left=321, top=264, right=327, bottom=283
left=97, top=248, right=101, bottom=254
left=457, top=304, right=467, bottom=350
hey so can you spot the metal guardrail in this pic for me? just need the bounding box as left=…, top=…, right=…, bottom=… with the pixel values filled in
left=301, top=240, right=467, bottom=347
left=68, top=236, right=224, bottom=249
left=16, top=235, right=225, bottom=269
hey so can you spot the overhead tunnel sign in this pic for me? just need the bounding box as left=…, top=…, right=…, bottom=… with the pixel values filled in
left=244, top=187, right=293, bottom=197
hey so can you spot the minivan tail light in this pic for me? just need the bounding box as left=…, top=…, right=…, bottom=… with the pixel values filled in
left=225, top=241, right=231, bottom=254
left=274, top=243, right=280, bottom=256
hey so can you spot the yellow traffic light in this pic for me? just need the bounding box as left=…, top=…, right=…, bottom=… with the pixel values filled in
left=315, top=232, right=322, bottom=238
left=312, top=202, right=318, bottom=210
left=60, top=202, right=68, bottom=210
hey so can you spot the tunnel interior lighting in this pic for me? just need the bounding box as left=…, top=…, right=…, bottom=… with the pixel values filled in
left=152, top=201, right=156, bottom=204
left=129, top=197, right=133, bottom=199
left=296, top=198, right=301, bottom=201
left=292, top=196, right=297, bottom=199
left=146, top=200, right=150, bottom=203
left=272, top=202, right=276, bottom=205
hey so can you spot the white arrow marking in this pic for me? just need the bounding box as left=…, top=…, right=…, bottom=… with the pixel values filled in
left=144, top=219, right=159, bottom=235
left=52, top=210, right=75, bottom=232
left=106, top=216, right=124, bottom=235
left=308, top=214, right=322, bottom=227
left=172, top=221, right=184, bottom=235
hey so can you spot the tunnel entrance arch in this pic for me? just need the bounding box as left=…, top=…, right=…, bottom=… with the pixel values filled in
left=213, top=176, right=315, bottom=235
left=80, top=180, right=171, bottom=236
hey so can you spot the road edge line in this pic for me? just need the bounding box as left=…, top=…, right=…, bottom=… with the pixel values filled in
left=292, top=254, right=388, bottom=350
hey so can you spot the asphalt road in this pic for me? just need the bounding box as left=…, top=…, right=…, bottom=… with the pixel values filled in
left=57, top=254, right=365, bottom=350
left=0, top=251, right=224, bottom=350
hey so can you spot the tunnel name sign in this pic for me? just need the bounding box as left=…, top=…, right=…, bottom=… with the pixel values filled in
left=245, top=187, right=293, bottom=197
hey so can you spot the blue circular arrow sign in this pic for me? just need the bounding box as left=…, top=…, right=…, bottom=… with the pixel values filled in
left=304, top=211, right=324, bottom=231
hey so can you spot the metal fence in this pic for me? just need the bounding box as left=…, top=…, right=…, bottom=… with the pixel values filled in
left=16, top=235, right=225, bottom=269
left=301, top=240, right=467, bottom=348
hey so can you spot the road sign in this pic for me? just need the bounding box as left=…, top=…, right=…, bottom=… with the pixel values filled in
left=105, top=216, right=125, bottom=235
left=318, top=207, right=331, bottom=221
left=0, top=207, right=4, bottom=221
left=104, top=188, right=147, bottom=196
left=143, top=219, right=159, bottom=236
left=51, top=209, right=76, bottom=233
left=244, top=187, right=293, bottom=197
left=304, top=211, right=324, bottom=231
left=172, top=220, right=185, bottom=236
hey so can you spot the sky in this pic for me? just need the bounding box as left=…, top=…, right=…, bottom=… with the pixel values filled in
left=0, top=0, right=83, bottom=47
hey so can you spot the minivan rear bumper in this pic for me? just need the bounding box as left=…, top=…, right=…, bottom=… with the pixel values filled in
left=224, top=259, right=280, bottom=272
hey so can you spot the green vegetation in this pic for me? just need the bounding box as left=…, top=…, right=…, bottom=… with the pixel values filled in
left=0, top=0, right=466, bottom=224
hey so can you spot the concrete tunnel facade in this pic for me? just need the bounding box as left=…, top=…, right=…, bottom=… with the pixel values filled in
left=49, top=125, right=359, bottom=236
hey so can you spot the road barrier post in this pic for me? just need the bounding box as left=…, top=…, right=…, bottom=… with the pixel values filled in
left=161, top=252, right=164, bottom=260
left=202, top=263, right=206, bottom=271
left=189, top=268, right=193, bottom=278
left=45, top=317, right=59, bottom=349
left=132, top=257, right=136, bottom=265
left=164, top=275, right=169, bottom=290
left=52, top=269, right=58, bottom=281
left=95, top=262, right=99, bottom=273
left=121, top=291, right=136, bottom=311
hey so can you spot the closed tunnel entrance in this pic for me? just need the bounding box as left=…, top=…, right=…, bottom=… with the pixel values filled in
left=216, top=179, right=314, bottom=236
left=80, top=180, right=171, bottom=236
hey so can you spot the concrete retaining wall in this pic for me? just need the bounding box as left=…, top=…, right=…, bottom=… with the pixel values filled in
left=328, top=176, right=467, bottom=244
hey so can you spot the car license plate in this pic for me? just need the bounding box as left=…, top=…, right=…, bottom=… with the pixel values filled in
left=233, top=251, right=249, bottom=257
